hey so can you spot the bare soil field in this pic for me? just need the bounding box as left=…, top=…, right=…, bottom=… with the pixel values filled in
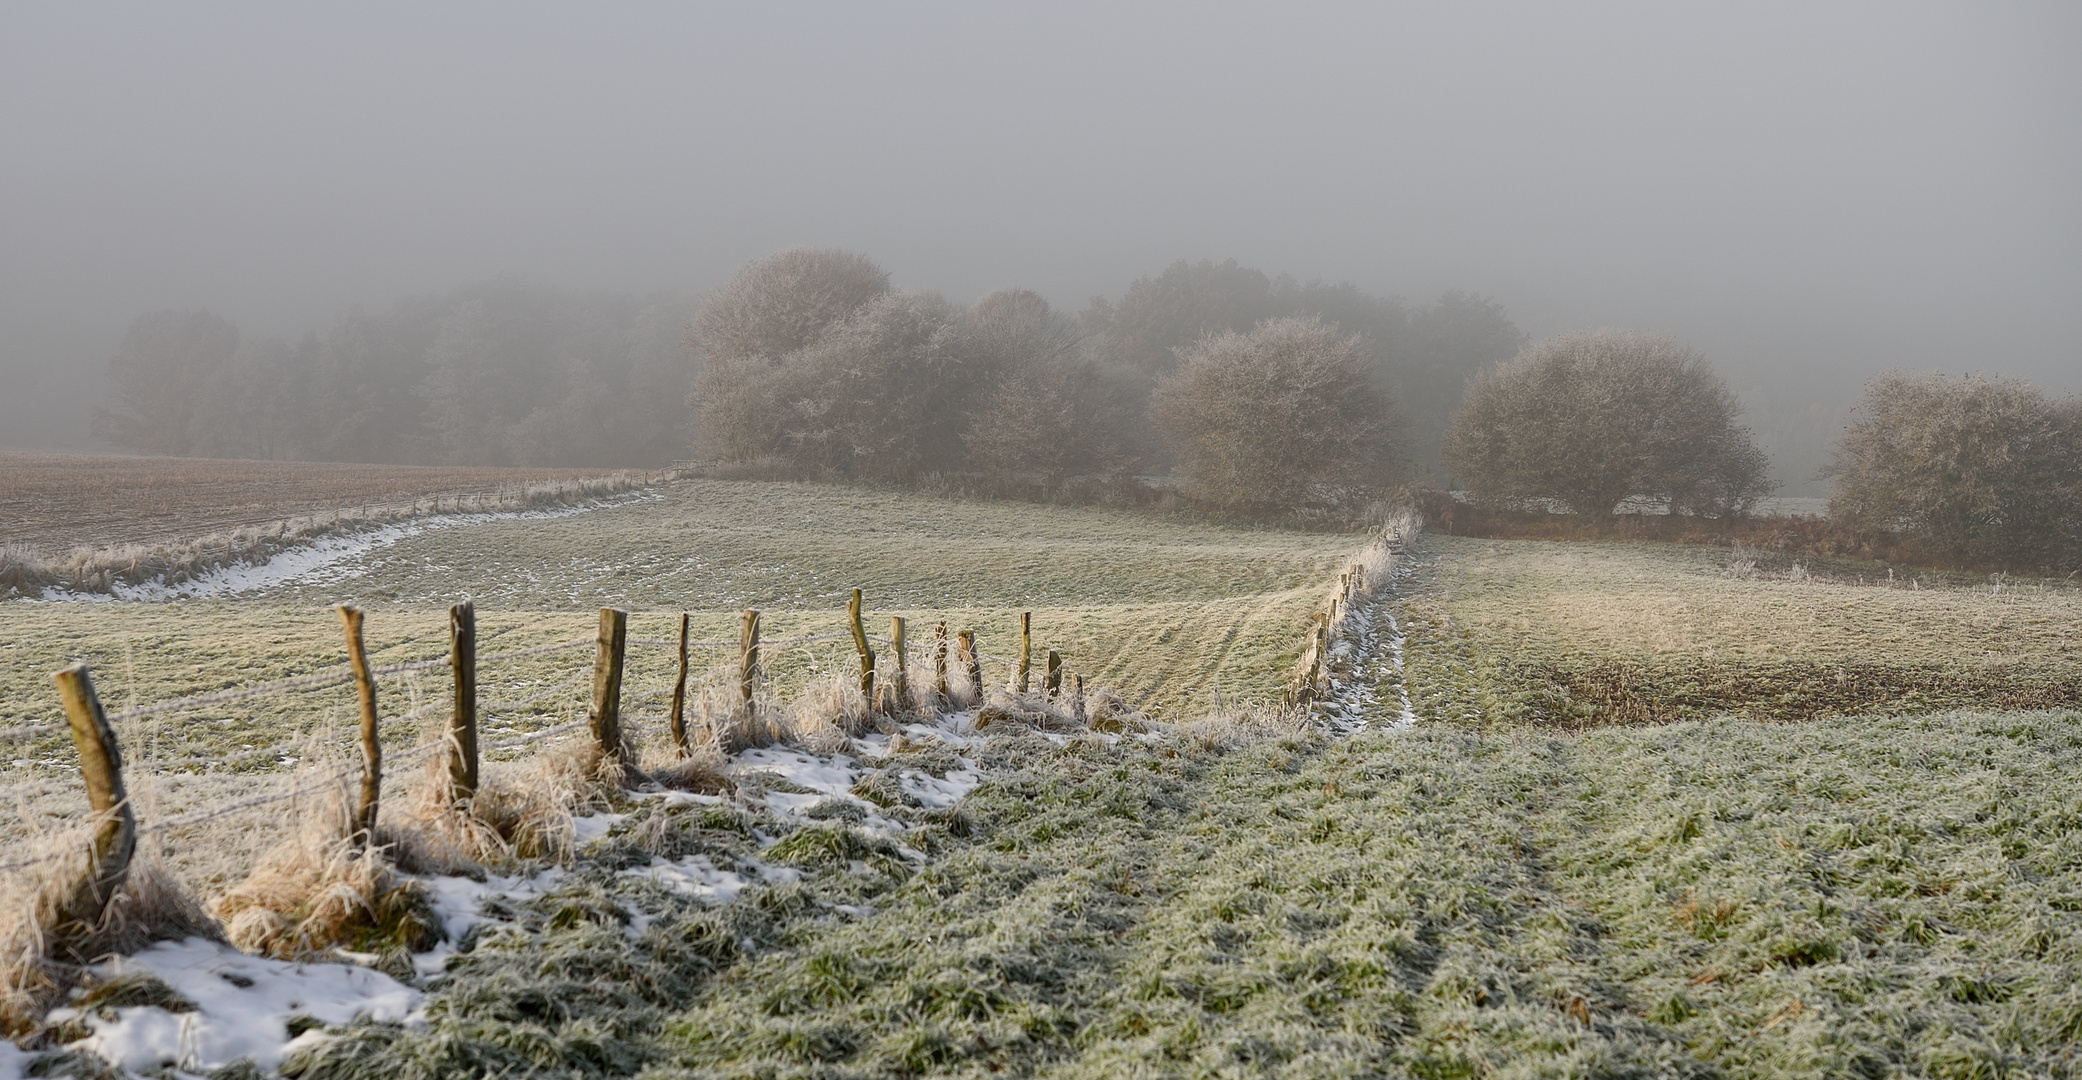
left=1401, top=534, right=2082, bottom=726
left=0, top=452, right=633, bottom=558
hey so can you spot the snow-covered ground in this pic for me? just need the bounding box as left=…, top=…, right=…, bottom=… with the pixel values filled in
left=36, top=492, right=657, bottom=603
left=18, top=705, right=989, bottom=1079
left=1312, top=554, right=1419, bottom=735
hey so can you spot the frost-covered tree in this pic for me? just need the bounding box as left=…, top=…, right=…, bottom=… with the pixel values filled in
left=1153, top=316, right=1400, bottom=511
left=687, top=248, right=891, bottom=462
left=1824, top=372, right=2081, bottom=569
left=961, top=289, right=1133, bottom=486
left=1443, top=330, right=1770, bottom=517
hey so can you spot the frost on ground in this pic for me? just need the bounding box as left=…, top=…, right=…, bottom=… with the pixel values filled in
left=13, top=706, right=998, bottom=1078
left=1312, top=551, right=1419, bottom=735
left=35, top=493, right=654, bottom=603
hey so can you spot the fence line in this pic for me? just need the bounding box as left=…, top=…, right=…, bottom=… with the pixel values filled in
left=7, top=567, right=1371, bottom=927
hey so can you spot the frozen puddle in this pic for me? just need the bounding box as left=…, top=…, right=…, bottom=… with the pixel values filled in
left=45, top=938, right=419, bottom=1076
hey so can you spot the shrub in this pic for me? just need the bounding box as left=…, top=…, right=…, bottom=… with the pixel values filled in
left=1823, top=372, right=2082, bottom=570
left=1152, top=316, right=1399, bottom=512
left=1443, top=330, right=1770, bottom=517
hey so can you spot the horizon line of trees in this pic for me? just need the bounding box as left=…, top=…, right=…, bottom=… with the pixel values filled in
left=87, top=247, right=2077, bottom=570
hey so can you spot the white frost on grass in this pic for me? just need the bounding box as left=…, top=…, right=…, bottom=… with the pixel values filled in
left=50, top=937, right=419, bottom=1076
left=38, top=493, right=654, bottom=602
left=1315, top=556, right=1420, bottom=734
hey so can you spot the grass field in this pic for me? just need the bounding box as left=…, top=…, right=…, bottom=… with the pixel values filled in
left=0, top=452, right=632, bottom=558
left=1, top=479, right=1355, bottom=890
left=1398, top=535, right=2082, bottom=727
left=11, top=485, right=2082, bottom=1078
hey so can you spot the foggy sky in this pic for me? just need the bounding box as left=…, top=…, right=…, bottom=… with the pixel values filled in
left=4, top=2, right=2078, bottom=486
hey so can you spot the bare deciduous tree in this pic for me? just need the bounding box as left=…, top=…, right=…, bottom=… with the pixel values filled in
left=1152, top=316, right=1399, bottom=512
left=1824, top=372, right=2081, bottom=569
left=1443, top=330, right=1770, bottom=517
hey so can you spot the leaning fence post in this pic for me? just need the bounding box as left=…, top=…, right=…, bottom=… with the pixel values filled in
left=336, top=605, right=381, bottom=846
left=590, top=607, right=631, bottom=779
left=1017, top=611, right=1032, bottom=693
left=933, top=622, right=950, bottom=703
left=51, top=664, right=136, bottom=943
left=669, top=612, right=691, bottom=757
left=739, top=608, right=761, bottom=706
left=848, top=588, right=875, bottom=705
left=447, top=600, right=478, bottom=806
left=887, top=616, right=909, bottom=713
left=957, top=629, right=981, bottom=702
left=1046, top=649, right=1062, bottom=697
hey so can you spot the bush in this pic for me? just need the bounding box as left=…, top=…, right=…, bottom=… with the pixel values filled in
left=1152, top=316, right=1399, bottom=512
left=1443, top=330, right=1770, bottom=517
left=1823, top=372, right=2082, bottom=570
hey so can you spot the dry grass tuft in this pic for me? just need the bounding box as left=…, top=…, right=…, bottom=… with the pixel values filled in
left=0, top=840, right=216, bottom=1039
left=209, top=787, right=440, bottom=962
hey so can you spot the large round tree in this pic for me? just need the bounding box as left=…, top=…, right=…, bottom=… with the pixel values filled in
left=1824, top=372, right=2081, bottom=569
left=1443, top=330, right=1770, bottom=517
left=1152, top=316, right=1399, bottom=512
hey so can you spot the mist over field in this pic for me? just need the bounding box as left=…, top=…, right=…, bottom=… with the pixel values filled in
left=3, top=2, right=2079, bottom=492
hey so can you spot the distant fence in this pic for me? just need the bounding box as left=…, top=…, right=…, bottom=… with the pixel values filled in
left=1286, top=522, right=1415, bottom=707
left=1, top=587, right=1081, bottom=927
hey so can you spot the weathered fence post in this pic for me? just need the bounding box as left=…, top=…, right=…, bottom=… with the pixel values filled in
left=957, top=629, right=982, bottom=702
left=1072, top=673, right=1087, bottom=725
left=933, top=622, right=950, bottom=703
left=51, top=664, right=135, bottom=944
left=447, top=600, right=478, bottom=806
left=336, top=605, right=381, bottom=846
left=848, top=588, right=875, bottom=705
left=669, top=612, right=691, bottom=757
left=887, top=616, right=909, bottom=713
left=590, top=607, right=631, bottom=779
left=1017, top=611, right=1032, bottom=693
left=739, top=608, right=761, bottom=706
left=1046, top=649, right=1062, bottom=698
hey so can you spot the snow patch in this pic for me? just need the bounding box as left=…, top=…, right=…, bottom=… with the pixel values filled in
left=50, top=937, right=418, bottom=1075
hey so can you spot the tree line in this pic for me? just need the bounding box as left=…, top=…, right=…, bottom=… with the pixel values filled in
left=92, top=281, right=700, bottom=467
left=92, top=247, right=2078, bottom=570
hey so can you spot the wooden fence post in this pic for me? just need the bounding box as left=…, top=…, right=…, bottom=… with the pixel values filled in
left=448, top=600, right=478, bottom=806
left=51, top=664, right=135, bottom=943
left=1017, top=611, right=1032, bottom=693
left=591, top=607, right=630, bottom=778
left=848, top=588, right=875, bottom=705
left=888, top=616, right=909, bottom=713
left=669, top=612, right=691, bottom=757
left=933, top=622, right=950, bottom=703
left=1072, top=673, right=1086, bottom=724
left=335, top=605, right=381, bottom=846
left=957, top=629, right=981, bottom=702
left=1045, top=649, right=1062, bottom=697
left=740, top=609, right=761, bottom=706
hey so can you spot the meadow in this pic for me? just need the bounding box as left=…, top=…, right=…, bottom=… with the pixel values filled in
left=9, top=481, right=2082, bottom=1078
left=1398, top=535, right=2081, bottom=727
